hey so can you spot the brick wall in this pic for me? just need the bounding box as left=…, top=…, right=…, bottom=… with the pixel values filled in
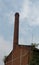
left=4, top=45, right=32, bottom=65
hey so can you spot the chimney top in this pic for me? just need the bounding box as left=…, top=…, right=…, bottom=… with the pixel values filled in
left=15, top=12, right=19, bottom=16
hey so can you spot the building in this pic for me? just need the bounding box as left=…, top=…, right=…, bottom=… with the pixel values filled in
left=4, top=12, right=39, bottom=65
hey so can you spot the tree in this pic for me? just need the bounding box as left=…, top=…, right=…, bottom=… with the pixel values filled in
left=29, top=43, right=39, bottom=65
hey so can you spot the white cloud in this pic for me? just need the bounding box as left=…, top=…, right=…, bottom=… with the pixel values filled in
left=3, top=11, right=15, bottom=25
left=8, top=11, right=15, bottom=24
left=0, top=36, right=12, bottom=65
left=27, top=1, right=39, bottom=26
left=20, top=0, right=39, bottom=26
left=0, top=36, right=12, bottom=53
left=20, top=0, right=30, bottom=19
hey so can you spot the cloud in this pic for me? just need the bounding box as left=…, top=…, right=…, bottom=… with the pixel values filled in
left=20, top=0, right=30, bottom=19
left=2, top=11, right=14, bottom=25
left=0, top=36, right=12, bottom=65
left=20, top=0, right=39, bottom=26
left=8, top=11, right=15, bottom=24
left=19, top=19, right=32, bottom=45
left=0, top=0, right=39, bottom=26
left=27, top=0, right=39, bottom=26
left=0, top=36, right=12, bottom=53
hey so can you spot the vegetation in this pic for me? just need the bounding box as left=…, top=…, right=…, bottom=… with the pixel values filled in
left=29, top=43, right=39, bottom=65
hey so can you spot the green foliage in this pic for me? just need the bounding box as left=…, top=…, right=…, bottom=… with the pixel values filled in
left=29, top=48, right=39, bottom=65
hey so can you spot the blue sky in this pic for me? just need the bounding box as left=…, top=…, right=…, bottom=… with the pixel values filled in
left=0, top=0, right=39, bottom=65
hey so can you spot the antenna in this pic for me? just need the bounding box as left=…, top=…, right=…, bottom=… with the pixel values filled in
left=32, top=31, right=33, bottom=43
left=31, top=28, right=34, bottom=44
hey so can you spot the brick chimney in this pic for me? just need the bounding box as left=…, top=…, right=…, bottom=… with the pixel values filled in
left=13, top=12, right=19, bottom=48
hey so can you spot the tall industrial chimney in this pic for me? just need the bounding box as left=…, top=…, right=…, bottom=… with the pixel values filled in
left=13, top=12, right=19, bottom=48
